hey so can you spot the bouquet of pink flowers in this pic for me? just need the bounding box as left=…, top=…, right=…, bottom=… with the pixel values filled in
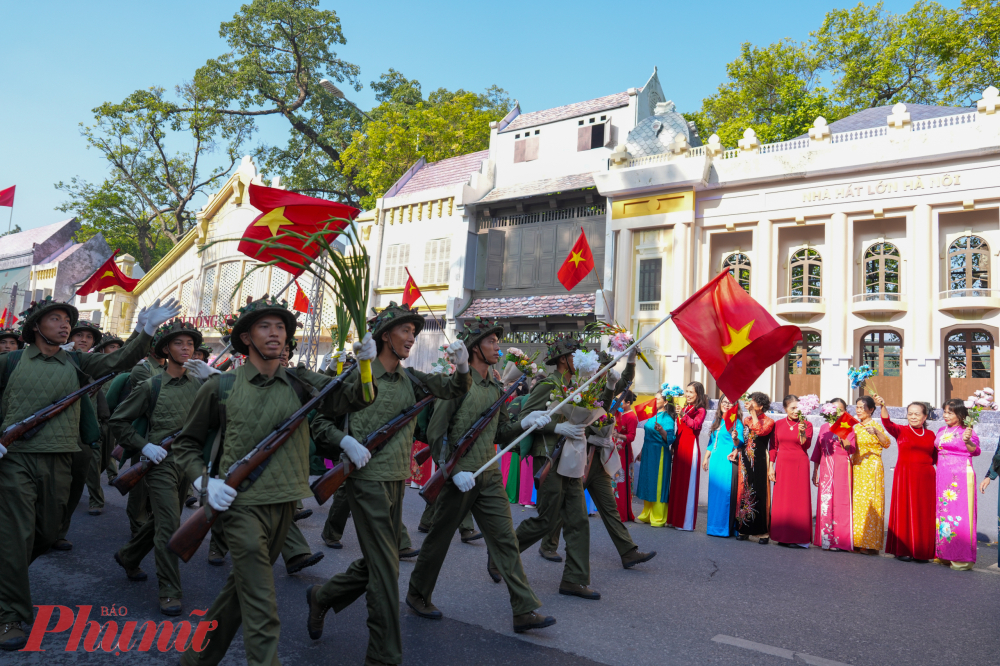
left=819, top=402, right=841, bottom=425
left=501, top=347, right=540, bottom=384
left=797, top=394, right=820, bottom=416
left=430, top=345, right=457, bottom=375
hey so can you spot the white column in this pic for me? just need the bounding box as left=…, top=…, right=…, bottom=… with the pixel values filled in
left=820, top=212, right=852, bottom=400
left=903, top=203, right=937, bottom=406
left=614, top=228, right=632, bottom=325
left=665, top=221, right=692, bottom=388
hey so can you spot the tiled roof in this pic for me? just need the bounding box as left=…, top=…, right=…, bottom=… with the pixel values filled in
left=499, top=92, right=630, bottom=134
left=796, top=103, right=970, bottom=138
left=0, top=219, right=74, bottom=260
left=477, top=173, right=595, bottom=204
left=462, top=293, right=595, bottom=318
left=394, top=150, right=490, bottom=197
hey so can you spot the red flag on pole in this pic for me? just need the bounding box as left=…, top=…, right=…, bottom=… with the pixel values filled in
left=238, top=184, right=359, bottom=277
left=76, top=251, right=141, bottom=296
left=401, top=268, right=421, bottom=308
left=671, top=268, right=801, bottom=401
left=830, top=411, right=859, bottom=439
left=292, top=280, right=310, bottom=313
left=633, top=397, right=658, bottom=424
left=724, top=403, right=740, bottom=431
left=0, top=309, right=8, bottom=328
left=557, top=228, right=596, bottom=290
left=0, top=186, right=14, bottom=207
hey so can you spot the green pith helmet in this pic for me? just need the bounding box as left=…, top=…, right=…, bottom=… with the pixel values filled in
left=195, top=344, right=214, bottom=359
left=93, top=331, right=125, bottom=353
left=152, top=319, right=204, bottom=359
left=543, top=334, right=585, bottom=366
left=70, top=320, right=103, bottom=348
left=229, top=296, right=297, bottom=355
left=19, top=296, right=79, bottom=345
left=0, top=328, right=24, bottom=349
left=458, top=317, right=504, bottom=352
left=286, top=335, right=298, bottom=353
left=368, top=301, right=425, bottom=342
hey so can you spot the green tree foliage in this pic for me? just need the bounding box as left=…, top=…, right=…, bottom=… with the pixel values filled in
left=339, top=70, right=511, bottom=210
left=688, top=0, right=1000, bottom=147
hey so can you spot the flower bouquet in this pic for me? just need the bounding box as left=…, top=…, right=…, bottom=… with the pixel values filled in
left=547, top=364, right=609, bottom=479
left=962, top=389, right=996, bottom=427
left=820, top=402, right=858, bottom=440
left=797, top=394, right=820, bottom=416
left=429, top=345, right=457, bottom=375
left=501, top=347, right=540, bottom=384
left=330, top=300, right=355, bottom=375
left=584, top=321, right=653, bottom=370
left=848, top=364, right=878, bottom=396
left=588, top=410, right=620, bottom=477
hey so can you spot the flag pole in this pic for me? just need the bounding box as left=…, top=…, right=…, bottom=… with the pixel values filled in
left=405, top=267, right=451, bottom=344
left=469, top=311, right=674, bottom=479
left=7, top=208, right=12, bottom=234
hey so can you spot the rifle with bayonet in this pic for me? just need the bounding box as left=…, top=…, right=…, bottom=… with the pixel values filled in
left=167, top=364, right=356, bottom=563
left=1, top=372, right=117, bottom=449
left=311, top=394, right=436, bottom=505
left=111, top=429, right=182, bottom=495
left=420, top=374, right=527, bottom=504
left=582, top=379, right=633, bottom=480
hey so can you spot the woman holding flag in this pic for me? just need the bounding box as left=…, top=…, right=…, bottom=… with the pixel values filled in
left=635, top=387, right=677, bottom=527
left=851, top=396, right=891, bottom=554
left=667, top=382, right=707, bottom=531
left=703, top=396, right=742, bottom=537
left=729, top=392, right=775, bottom=543
left=810, top=398, right=856, bottom=550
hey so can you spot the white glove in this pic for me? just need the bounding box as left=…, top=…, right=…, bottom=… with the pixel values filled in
left=60, top=341, right=75, bottom=352
left=195, top=478, right=237, bottom=512
left=520, top=410, right=551, bottom=430
left=627, top=347, right=638, bottom=364
left=141, top=442, right=168, bottom=464
left=353, top=332, right=376, bottom=362
left=134, top=304, right=149, bottom=333
left=142, top=297, right=182, bottom=335
left=0, top=442, right=6, bottom=459
left=447, top=339, right=470, bottom=373
left=452, top=471, right=475, bottom=492
left=607, top=367, right=621, bottom=385
left=340, top=435, right=370, bottom=468
left=554, top=422, right=587, bottom=440
left=183, top=359, right=221, bottom=381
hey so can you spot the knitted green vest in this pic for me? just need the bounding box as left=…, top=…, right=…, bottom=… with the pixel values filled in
left=447, top=378, right=503, bottom=474
left=149, top=376, right=201, bottom=451
left=219, top=365, right=311, bottom=505
left=2, top=353, right=80, bottom=453
left=349, top=371, right=418, bottom=482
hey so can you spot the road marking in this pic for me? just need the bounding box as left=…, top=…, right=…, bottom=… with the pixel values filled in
left=712, top=635, right=852, bottom=665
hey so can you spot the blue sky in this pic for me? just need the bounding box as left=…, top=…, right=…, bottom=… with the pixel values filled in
left=0, top=0, right=955, bottom=237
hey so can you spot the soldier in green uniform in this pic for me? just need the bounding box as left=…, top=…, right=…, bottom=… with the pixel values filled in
left=192, top=344, right=213, bottom=363
left=405, top=318, right=555, bottom=633
left=0, top=295, right=179, bottom=651
left=84, top=331, right=127, bottom=515
left=173, top=297, right=374, bottom=666
left=510, top=335, right=600, bottom=600
left=305, top=302, right=472, bottom=666
left=0, top=328, right=22, bottom=353
left=538, top=350, right=656, bottom=569
left=110, top=320, right=206, bottom=616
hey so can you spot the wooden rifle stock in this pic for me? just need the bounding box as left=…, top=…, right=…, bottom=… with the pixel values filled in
left=534, top=437, right=565, bottom=490
left=168, top=364, right=356, bottom=563
left=413, top=445, right=431, bottom=467
left=419, top=376, right=526, bottom=505
left=111, top=445, right=124, bottom=462
left=310, top=394, right=436, bottom=505
left=0, top=373, right=116, bottom=449
left=111, top=430, right=181, bottom=496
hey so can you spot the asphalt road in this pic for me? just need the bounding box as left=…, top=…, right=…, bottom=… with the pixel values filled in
left=16, top=479, right=1000, bottom=665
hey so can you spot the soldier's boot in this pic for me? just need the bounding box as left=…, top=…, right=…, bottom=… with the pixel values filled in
left=51, top=539, right=73, bottom=551
left=184, top=496, right=197, bottom=508
left=417, top=522, right=431, bottom=533
left=460, top=527, right=483, bottom=543
left=207, top=550, right=225, bottom=566
left=114, top=552, right=148, bottom=582
left=621, top=547, right=657, bottom=569
left=305, top=585, right=330, bottom=640
left=322, top=537, right=342, bottom=549
left=285, top=552, right=324, bottom=575
left=0, top=622, right=26, bottom=651
left=487, top=554, right=502, bottom=583
left=558, top=581, right=601, bottom=600
left=293, top=508, right=313, bottom=521
left=513, top=611, right=556, bottom=633
left=398, top=546, right=420, bottom=559
left=159, top=597, right=182, bottom=617
left=538, top=546, right=562, bottom=562
left=405, top=592, right=442, bottom=620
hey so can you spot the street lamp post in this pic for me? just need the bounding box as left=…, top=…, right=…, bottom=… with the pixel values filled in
left=319, top=79, right=373, bottom=121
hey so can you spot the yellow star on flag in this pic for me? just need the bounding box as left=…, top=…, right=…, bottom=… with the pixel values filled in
left=643, top=404, right=654, bottom=416
left=254, top=206, right=295, bottom=237
left=101, top=270, right=114, bottom=278
left=721, top=320, right=755, bottom=357
left=568, top=250, right=586, bottom=267
left=408, top=283, right=417, bottom=295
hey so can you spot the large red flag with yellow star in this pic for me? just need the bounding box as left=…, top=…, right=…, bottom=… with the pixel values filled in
left=76, top=250, right=140, bottom=296
left=557, top=228, right=595, bottom=290
left=238, top=184, right=360, bottom=277
left=671, top=268, right=801, bottom=401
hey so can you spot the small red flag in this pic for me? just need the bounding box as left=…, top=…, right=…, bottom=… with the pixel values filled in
left=401, top=268, right=421, bottom=308
left=0, top=186, right=13, bottom=208
left=238, top=184, right=359, bottom=277
left=76, top=251, right=140, bottom=296
left=724, top=403, right=739, bottom=430
left=671, top=268, right=801, bottom=401
left=292, top=280, right=310, bottom=313
left=830, top=411, right=859, bottom=439
left=557, top=228, right=595, bottom=290
left=634, top=397, right=658, bottom=424
left=0, top=309, right=8, bottom=327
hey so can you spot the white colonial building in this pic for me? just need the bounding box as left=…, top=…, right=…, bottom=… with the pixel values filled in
left=594, top=87, right=1000, bottom=406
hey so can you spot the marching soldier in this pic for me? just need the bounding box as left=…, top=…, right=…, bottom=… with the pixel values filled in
left=192, top=344, right=214, bottom=363
left=84, top=331, right=128, bottom=515
left=305, top=302, right=472, bottom=666
left=0, top=295, right=178, bottom=651
left=405, top=318, right=555, bottom=633
left=0, top=328, right=22, bottom=353
left=173, top=297, right=374, bottom=666
left=110, top=320, right=204, bottom=614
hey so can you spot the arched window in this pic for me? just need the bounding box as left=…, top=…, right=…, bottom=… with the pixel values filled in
left=723, top=253, right=751, bottom=293
left=948, top=235, right=989, bottom=293
left=946, top=329, right=993, bottom=400
left=863, top=242, right=900, bottom=295
left=789, top=248, right=822, bottom=299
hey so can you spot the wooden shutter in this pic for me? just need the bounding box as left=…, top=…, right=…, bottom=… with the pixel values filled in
left=484, top=229, right=504, bottom=290
left=514, top=140, right=526, bottom=163
left=463, top=232, right=478, bottom=290
left=524, top=137, right=539, bottom=161
left=537, top=226, right=557, bottom=286
left=577, top=126, right=591, bottom=151
left=519, top=228, right=537, bottom=287
left=603, top=119, right=614, bottom=147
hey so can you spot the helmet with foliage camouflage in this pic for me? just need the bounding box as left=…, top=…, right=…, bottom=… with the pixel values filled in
left=19, top=296, right=79, bottom=345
